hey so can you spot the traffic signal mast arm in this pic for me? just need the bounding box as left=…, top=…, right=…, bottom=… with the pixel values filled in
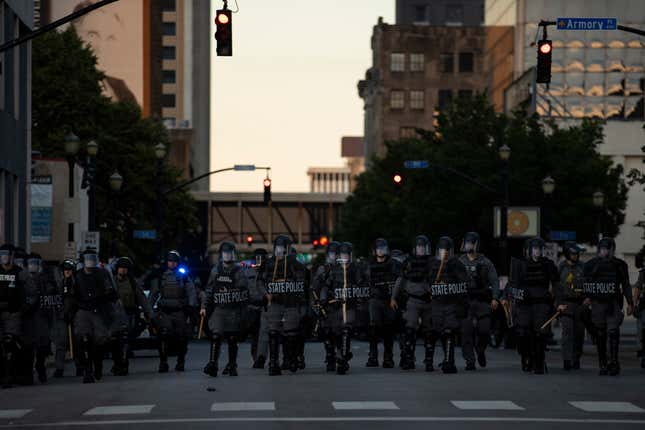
left=164, top=166, right=271, bottom=195
left=538, top=19, right=645, bottom=36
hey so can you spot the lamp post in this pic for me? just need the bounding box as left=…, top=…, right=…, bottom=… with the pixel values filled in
left=109, top=172, right=123, bottom=258
left=64, top=132, right=80, bottom=198
left=593, top=191, right=605, bottom=244
left=155, top=143, right=167, bottom=259
left=498, top=143, right=511, bottom=276
left=86, top=140, right=99, bottom=232
left=541, top=175, right=555, bottom=238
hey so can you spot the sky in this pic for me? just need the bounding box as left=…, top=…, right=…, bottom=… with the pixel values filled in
left=209, top=0, right=395, bottom=192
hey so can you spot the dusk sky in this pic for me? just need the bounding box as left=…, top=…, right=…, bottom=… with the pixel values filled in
left=209, top=0, right=394, bottom=192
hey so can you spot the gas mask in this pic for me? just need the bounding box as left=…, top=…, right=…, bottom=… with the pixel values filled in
left=464, top=242, right=476, bottom=254
left=221, top=251, right=234, bottom=264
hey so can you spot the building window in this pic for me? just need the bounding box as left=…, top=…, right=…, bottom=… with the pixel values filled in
left=400, top=127, right=417, bottom=139
left=458, top=89, right=473, bottom=99
left=390, top=53, right=405, bottom=72
left=438, top=90, right=453, bottom=109
left=410, top=90, right=425, bottom=110
left=410, top=53, right=425, bottom=72
left=459, top=52, right=474, bottom=73
left=162, top=46, right=176, bottom=60
left=162, top=70, right=176, bottom=84
left=414, top=5, right=429, bottom=24
left=162, top=22, right=176, bottom=36
left=163, top=117, right=176, bottom=128
left=161, top=0, right=176, bottom=11
left=446, top=4, right=464, bottom=25
left=440, top=53, right=454, bottom=73
left=390, top=90, right=405, bottom=109
left=162, top=94, right=176, bottom=108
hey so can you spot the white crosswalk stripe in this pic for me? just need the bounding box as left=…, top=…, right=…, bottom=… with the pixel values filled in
left=332, top=401, right=399, bottom=410
left=569, top=402, right=645, bottom=413
left=83, top=405, right=156, bottom=416
left=451, top=401, right=525, bottom=411
left=0, top=409, right=33, bottom=419
left=211, top=402, right=276, bottom=412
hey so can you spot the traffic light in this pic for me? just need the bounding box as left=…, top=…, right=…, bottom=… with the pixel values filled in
left=313, top=239, right=320, bottom=249
left=536, top=39, right=552, bottom=83
left=215, top=8, right=232, bottom=56
left=246, top=235, right=254, bottom=247
left=319, top=236, right=329, bottom=247
left=393, top=173, right=403, bottom=195
left=263, top=178, right=272, bottom=205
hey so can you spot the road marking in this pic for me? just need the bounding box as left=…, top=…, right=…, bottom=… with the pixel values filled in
left=451, top=401, right=525, bottom=411
left=210, top=402, right=275, bottom=412
left=332, top=401, right=399, bottom=410
left=83, top=405, right=155, bottom=416
left=0, top=410, right=33, bottom=419
left=569, top=402, right=645, bottom=413
left=4, top=416, right=645, bottom=427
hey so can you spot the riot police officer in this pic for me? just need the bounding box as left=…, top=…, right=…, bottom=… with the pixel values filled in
left=52, top=259, right=76, bottom=377
left=111, top=257, right=151, bottom=376
left=202, top=242, right=249, bottom=377
left=428, top=237, right=470, bottom=374
left=312, top=241, right=339, bottom=371
left=320, top=242, right=367, bottom=374
left=366, top=238, right=400, bottom=368
left=583, top=237, right=633, bottom=376
left=391, top=235, right=433, bottom=371
left=64, top=248, right=119, bottom=383
left=0, top=244, right=28, bottom=389
left=507, top=237, right=558, bottom=374
left=262, top=235, right=307, bottom=376
left=556, top=242, right=586, bottom=370
left=148, top=250, right=198, bottom=373
left=246, top=248, right=268, bottom=368
left=458, top=232, right=500, bottom=371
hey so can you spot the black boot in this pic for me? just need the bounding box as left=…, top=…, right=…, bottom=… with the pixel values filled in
left=441, top=332, right=457, bottom=374
left=297, top=335, right=306, bottom=370
left=596, top=330, right=608, bottom=375
left=175, top=340, right=187, bottom=371
left=120, top=341, right=130, bottom=376
left=35, top=349, right=48, bottom=383
left=286, top=336, right=299, bottom=373
left=253, top=355, right=266, bottom=369
left=92, top=345, right=103, bottom=381
left=518, top=335, right=532, bottom=372
left=382, top=328, right=395, bottom=368
left=203, top=337, right=221, bottom=377
left=324, top=333, right=336, bottom=372
left=158, top=339, right=169, bottom=373
left=401, top=328, right=416, bottom=370
left=227, top=337, right=239, bottom=376
left=476, top=335, right=488, bottom=368
left=424, top=334, right=436, bottom=372
left=366, top=326, right=379, bottom=367
left=1, top=340, right=16, bottom=389
left=280, top=341, right=289, bottom=371
left=337, top=329, right=351, bottom=375
left=608, top=330, right=620, bottom=376
left=80, top=337, right=95, bottom=384
left=533, top=335, right=545, bottom=375
left=641, top=329, right=645, bottom=369
left=268, top=331, right=282, bottom=376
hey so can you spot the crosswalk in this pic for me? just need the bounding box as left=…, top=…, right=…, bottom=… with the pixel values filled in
left=2, top=401, right=645, bottom=419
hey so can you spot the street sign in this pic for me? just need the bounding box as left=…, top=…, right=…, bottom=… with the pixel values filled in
left=133, top=230, right=157, bottom=240
left=63, top=242, right=77, bottom=260
left=557, top=18, right=617, bottom=31
left=549, top=230, right=576, bottom=241
left=234, top=164, right=256, bottom=171
left=81, top=231, right=100, bottom=254
left=404, top=160, right=429, bottom=169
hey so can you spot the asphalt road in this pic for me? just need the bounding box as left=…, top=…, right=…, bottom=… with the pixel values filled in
left=1, top=334, right=644, bottom=430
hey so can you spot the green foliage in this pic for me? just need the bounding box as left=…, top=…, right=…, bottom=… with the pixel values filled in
left=338, top=94, right=628, bottom=258
left=32, top=27, right=198, bottom=267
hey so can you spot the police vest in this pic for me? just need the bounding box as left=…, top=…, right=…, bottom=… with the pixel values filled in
left=584, top=258, right=618, bottom=299
left=0, top=266, right=23, bottom=312
left=523, top=259, right=552, bottom=301
left=429, top=258, right=468, bottom=301
left=159, top=271, right=188, bottom=309
left=559, top=262, right=584, bottom=301
left=264, top=257, right=307, bottom=304
left=36, top=271, right=63, bottom=311
left=75, top=269, right=108, bottom=311
left=210, top=265, right=248, bottom=306
left=116, top=278, right=137, bottom=309
left=329, top=263, right=370, bottom=305
left=404, top=256, right=429, bottom=283
left=369, top=258, right=398, bottom=299
left=461, top=256, right=491, bottom=298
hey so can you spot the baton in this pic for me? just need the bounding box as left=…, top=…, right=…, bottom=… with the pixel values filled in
left=67, top=324, right=74, bottom=360
left=540, top=310, right=561, bottom=331
left=198, top=314, right=205, bottom=339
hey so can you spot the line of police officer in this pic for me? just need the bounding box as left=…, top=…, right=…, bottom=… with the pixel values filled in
left=1, top=232, right=643, bottom=388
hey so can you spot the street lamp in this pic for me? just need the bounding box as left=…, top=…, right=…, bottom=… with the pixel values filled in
left=109, top=171, right=123, bottom=258
left=64, top=133, right=80, bottom=198
left=498, top=144, right=511, bottom=276
left=85, top=140, right=99, bottom=232
left=155, top=143, right=167, bottom=259
left=542, top=176, right=555, bottom=238
left=593, top=191, right=605, bottom=244
left=109, top=171, right=123, bottom=192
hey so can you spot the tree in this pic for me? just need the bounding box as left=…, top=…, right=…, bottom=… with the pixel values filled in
left=626, top=123, right=645, bottom=257
left=337, top=95, right=628, bottom=261
left=32, top=27, right=198, bottom=268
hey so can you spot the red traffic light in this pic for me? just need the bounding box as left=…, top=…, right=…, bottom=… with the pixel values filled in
left=320, top=236, right=329, bottom=246
left=246, top=235, right=253, bottom=244
left=313, top=239, right=320, bottom=247
left=216, top=12, right=230, bottom=25
left=263, top=178, right=271, bottom=188
left=393, top=174, right=403, bottom=184
left=539, top=43, right=552, bottom=54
